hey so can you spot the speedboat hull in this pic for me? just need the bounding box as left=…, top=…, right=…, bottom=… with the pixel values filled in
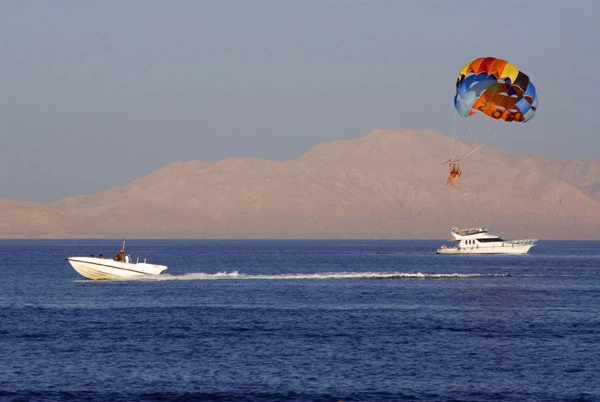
left=67, top=257, right=168, bottom=280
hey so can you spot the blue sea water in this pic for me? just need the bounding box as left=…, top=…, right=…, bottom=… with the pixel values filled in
left=1, top=239, right=599, bottom=402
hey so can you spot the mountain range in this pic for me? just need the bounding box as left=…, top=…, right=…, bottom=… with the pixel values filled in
left=2, top=129, right=599, bottom=239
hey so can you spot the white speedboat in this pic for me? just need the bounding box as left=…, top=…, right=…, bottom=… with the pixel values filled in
left=436, top=226, right=537, bottom=255
left=67, top=240, right=168, bottom=280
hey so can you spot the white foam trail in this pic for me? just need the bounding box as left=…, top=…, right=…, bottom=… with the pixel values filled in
left=130, top=271, right=514, bottom=281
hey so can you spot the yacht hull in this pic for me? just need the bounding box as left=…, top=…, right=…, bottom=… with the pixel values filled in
left=437, top=226, right=537, bottom=255
left=67, top=257, right=168, bottom=280
left=436, top=243, right=535, bottom=255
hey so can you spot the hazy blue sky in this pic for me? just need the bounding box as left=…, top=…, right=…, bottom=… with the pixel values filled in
left=2, top=0, right=598, bottom=202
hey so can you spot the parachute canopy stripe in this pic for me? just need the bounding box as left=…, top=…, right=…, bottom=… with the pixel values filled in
left=458, top=57, right=529, bottom=93
left=455, top=57, right=538, bottom=123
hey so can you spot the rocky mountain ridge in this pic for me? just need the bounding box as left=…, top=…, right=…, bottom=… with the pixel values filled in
left=2, top=129, right=599, bottom=239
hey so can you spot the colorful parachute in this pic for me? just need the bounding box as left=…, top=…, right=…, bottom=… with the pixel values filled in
left=454, top=57, right=538, bottom=123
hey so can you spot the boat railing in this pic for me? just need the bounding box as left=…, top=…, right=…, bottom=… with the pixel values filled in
left=453, top=227, right=487, bottom=236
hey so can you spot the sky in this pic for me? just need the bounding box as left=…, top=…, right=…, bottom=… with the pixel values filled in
left=1, top=0, right=598, bottom=203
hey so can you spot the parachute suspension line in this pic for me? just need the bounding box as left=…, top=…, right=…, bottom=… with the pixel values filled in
left=458, top=117, right=506, bottom=160
left=450, top=112, right=476, bottom=161
left=450, top=112, right=460, bottom=161
left=461, top=124, right=478, bottom=154
left=453, top=115, right=479, bottom=161
left=459, top=119, right=495, bottom=160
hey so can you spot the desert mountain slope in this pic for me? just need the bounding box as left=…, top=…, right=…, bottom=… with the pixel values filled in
left=2, top=129, right=599, bottom=239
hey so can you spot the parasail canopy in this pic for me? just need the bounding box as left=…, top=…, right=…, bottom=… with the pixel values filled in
left=454, top=57, right=538, bottom=123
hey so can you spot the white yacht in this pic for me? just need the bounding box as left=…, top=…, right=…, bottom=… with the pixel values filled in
left=436, top=226, right=537, bottom=255
left=67, top=240, right=168, bottom=280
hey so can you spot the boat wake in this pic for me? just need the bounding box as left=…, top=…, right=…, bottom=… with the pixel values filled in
left=123, top=271, right=515, bottom=281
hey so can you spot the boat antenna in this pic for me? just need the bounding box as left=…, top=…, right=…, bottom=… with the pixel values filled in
left=121, top=238, right=128, bottom=253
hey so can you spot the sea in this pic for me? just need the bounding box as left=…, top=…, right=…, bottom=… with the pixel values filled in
left=1, top=239, right=599, bottom=402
